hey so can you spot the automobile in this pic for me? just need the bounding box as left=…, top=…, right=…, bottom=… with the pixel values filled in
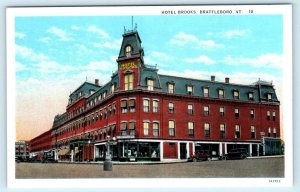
left=223, top=148, right=249, bottom=160
left=188, top=150, right=210, bottom=162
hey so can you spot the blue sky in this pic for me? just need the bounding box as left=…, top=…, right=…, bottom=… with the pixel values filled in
left=14, top=15, right=283, bottom=140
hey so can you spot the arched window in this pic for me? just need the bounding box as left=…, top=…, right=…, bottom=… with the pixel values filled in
left=125, top=45, right=132, bottom=57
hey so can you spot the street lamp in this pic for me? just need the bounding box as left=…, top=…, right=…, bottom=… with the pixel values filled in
left=103, top=136, right=116, bottom=171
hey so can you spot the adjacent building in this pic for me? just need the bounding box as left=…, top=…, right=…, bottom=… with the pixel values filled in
left=15, top=140, right=29, bottom=161
left=28, top=28, right=281, bottom=162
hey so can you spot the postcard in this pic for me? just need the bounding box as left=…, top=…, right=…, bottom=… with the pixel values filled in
left=6, top=5, right=292, bottom=188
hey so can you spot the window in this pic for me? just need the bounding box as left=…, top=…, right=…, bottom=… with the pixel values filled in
left=220, top=107, right=225, bottom=116
left=110, top=84, right=115, bottom=94
left=143, top=122, right=149, bottom=136
left=128, top=99, right=136, bottom=112
left=204, top=106, right=209, bottom=116
left=203, top=87, right=209, bottom=97
left=147, top=79, right=154, bottom=91
left=124, top=73, right=133, bottom=91
left=272, top=111, right=276, bottom=121
left=249, top=92, right=254, bottom=100
left=250, top=109, right=255, bottom=119
left=103, top=91, right=106, bottom=99
left=188, top=122, right=194, bottom=136
left=169, top=102, right=174, bottom=113
left=120, top=122, right=127, bottom=136
left=267, top=93, right=272, bottom=101
left=129, top=122, right=136, bottom=136
left=233, top=90, right=239, bottom=99
left=169, top=120, right=175, bottom=136
left=153, top=122, right=159, bottom=136
left=235, top=125, right=240, bottom=138
left=153, top=100, right=159, bottom=112
left=220, top=124, right=225, bottom=138
left=112, top=103, right=116, bottom=114
left=251, top=125, right=256, bottom=139
left=267, top=111, right=271, bottom=120
left=188, top=104, right=193, bottom=115
left=125, top=45, right=132, bottom=57
left=273, top=128, right=277, bottom=138
left=187, top=85, right=193, bottom=95
left=121, top=100, right=127, bottom=113
left=143, top=99, right=150, bottom=112
left=219, top=89, right=224, bottom=98
left=204, top=123, right=210, bottom=137
left=268, top=127, right=271, bottom=137
left=168, top=83, right=174, bottom=93
left=235, top=108, right=239, bottom=118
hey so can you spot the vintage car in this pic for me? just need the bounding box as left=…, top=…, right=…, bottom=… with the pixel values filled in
left=188, top=150, right=210, bottom=162
left=223, top=148, right=249, bottom=160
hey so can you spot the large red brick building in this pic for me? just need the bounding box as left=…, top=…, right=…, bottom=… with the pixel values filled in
left=29, top=29, right=281, bottom=162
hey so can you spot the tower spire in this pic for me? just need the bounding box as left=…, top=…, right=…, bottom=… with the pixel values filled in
left=131, top=16, right=133, bottom=30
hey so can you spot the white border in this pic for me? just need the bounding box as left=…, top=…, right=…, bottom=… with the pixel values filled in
left=6, top=5, right=293, bottom=188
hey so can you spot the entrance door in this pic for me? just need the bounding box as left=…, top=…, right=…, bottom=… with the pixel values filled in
left=180, top=143, right=187, bottom=159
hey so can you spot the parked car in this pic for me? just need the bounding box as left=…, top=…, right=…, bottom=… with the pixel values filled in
left=188, top=150, right=210, bottom=162
left=223, top=148, right=249, bottom=160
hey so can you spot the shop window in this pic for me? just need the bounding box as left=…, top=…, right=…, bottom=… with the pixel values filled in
left=233, top=90, right=239, bottom=99
left=187, top=85, right=193, bottom=95
left=219, top=89, right=224, bottom=99
left=248, top=92, right=254, bottom=100
left=204, top=106, right=209, bottom=116
left=235, top=108, right=239, bottom=118
left=169, top=102, right=174, bottom=113
left=250, top=109, right=255, bottom=119
left=203, top=87, right=209, bottom=97
left=220, top=124, right=225, bottom=138
left=188, top=104, right=193, bottom=115
left=204, top=123, right=210, bottom=137
left=121, top=100, right=127, bottom=113
left=251, top=125, right=256, bottom=139
left=120, top=122, right=127, bottom=136
left=153, top=99, right=159, bottom=112
left=188, top=122, right=194, bottom=136
left=124, top=73, right=133, bottom=91
left=143, top=122, right=149, bottom=136
left=267, top=111, right=271, bottom=120
left=129, top=122, right=136, bottom=136
left=168, top=83, right=174, bottom=93
left=272, top=111, right=276, bottom=121
left=129, top=99, right=136, bottom=112
left=153, top=122, right=159, bottom=137
left=169, top=120, right=175, bottom=136
left=143, top=99, right=150, bottom=112
left=235, top=125, right=240, bottom=138
left=147, top=79, right=154, bottom=91
left=220, top=107, right=225, bottom=117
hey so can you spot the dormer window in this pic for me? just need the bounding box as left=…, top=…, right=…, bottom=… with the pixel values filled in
left=168, top=83, right=175, bottom=94
left=203, top=87, right=209, bottom=97
left=248, top=92, right=254, bottom=100
left=110, top=84, right=115, bottom=94
left=125, top=45, right=132, bottom=57
left=147, top=79, right=154, bottom=91
left=267, top=93, right=272, bottom=101
left=187, top=85, right=193, bottom=95
left=233, top=90, right=239, bottom=99
left=218, top=89, right=224, bottom=98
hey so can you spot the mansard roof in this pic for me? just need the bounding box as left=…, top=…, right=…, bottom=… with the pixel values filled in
left=118, top=30, right=144, bottom=59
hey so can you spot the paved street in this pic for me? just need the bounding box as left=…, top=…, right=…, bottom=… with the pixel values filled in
left=15, top=157, right=284, bottom=178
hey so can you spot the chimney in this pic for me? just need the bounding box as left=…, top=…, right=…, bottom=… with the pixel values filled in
left=225, top=77, right=230, bottom=84
left=95, top=79, right=99, bottom=86
left=211, top=75, right=215, bottom=82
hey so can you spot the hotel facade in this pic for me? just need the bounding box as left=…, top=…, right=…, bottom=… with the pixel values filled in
left=29, top=29, right=281, bottom=162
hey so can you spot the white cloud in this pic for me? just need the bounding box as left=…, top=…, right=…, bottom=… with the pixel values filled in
left=223, top=53, right=283, bottom=68
left=87, top=25, right=109, bottom=39
left=93, top=38, right=122, bottom=50
left=15, top=44, right=48, bottom=62
left=39, top=37, right=51, bottom=43
left=85, top=60, right=116, bottom=72
left=150, top=51, right=173, bottom=61
left=15, top=61, right=27, bottom=71
left=219, top=29, right=251, bottom=38
left=71, top=25, right=79, bottom=30
left=15, top=32, right=26, bottom=39
left=47, top=26, right=73, bottom=41
left=170, top=32, right=224, bottom=49
left=36, top=61, right=73, bottom=73
left=184, top=55, right=216, bottom=65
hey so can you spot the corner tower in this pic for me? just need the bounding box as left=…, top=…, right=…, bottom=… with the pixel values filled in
left=117, top=29, right=144, bottom=91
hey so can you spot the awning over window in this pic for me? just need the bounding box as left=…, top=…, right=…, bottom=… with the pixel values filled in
left=120, top=122, right=127, bottom=130
left=58, top=148, right=70, bottom=156
left=128, top=99, right=135, bottom=107
left=121, top=100, right=127, bottom=107
left=111, top=124, right=116, bottom=131
left=129, top=122, right=136, bottom=129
